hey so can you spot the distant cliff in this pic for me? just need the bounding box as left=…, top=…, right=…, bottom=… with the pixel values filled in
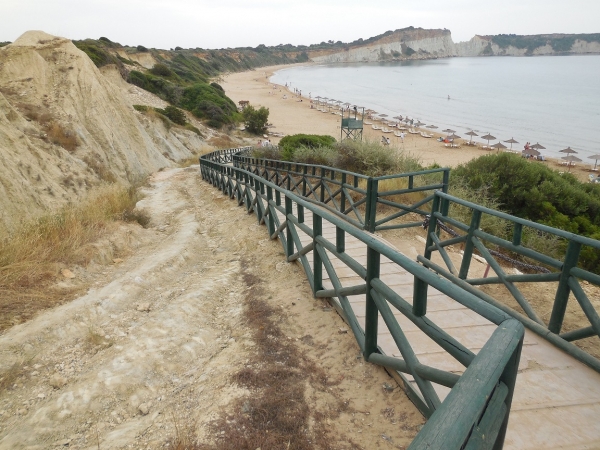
left=310, top=28, right=600, bottom=63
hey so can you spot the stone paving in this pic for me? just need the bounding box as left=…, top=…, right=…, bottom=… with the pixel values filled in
left=280, top=208, right=600, bottom=450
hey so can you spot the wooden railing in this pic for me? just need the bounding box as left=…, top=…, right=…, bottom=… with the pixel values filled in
left=200, top=149, right=524, bottom=449
left=420, top=191, right=600, bottom=372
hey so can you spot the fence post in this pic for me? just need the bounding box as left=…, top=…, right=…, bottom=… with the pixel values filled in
left=365, top=178, right=379, bottom=233
left=313, top=214, right=323, bottom=296
left=285, top=196, right=294, bottom=258
left=336, top=226, right=345, bottom=254
left=266, top=186, right=275, bottom=237
left=302, top=165, right=308, bottom=197
left=340, top=173, right=347, bottom=214
left=320, top=167, right=326, bottom=203
left=442, top=169, right=450, bottom=194
left=458, top=209, right=482, bottom=280
left=364, top=246, right=380, bottom=358
left=549, top=240, right=582, bottom=334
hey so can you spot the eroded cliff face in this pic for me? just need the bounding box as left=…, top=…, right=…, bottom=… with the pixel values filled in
left=311, top=28, right=458, bottom=63
left=0, top=31, right=208, bottom=231
left=310, top=30, right=600, bottom=63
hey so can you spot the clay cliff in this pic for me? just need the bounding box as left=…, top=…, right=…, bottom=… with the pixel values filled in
left=0, top=31, right=211, bottom=232
left=310, top=28, right=600, bottom=63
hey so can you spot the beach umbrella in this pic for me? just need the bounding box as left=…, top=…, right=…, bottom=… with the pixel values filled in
left=426, top=124, right=438, bottom=129
left=491, top=142, right=507, bottom=152
left=561, top=155, right=582, bottom=171
left=447, top=133, right=461, bottom=142
left=531, top=143, right=546, bottom=150
left=481, top=133, right=496, bottom=146
left=414, top=121, right=425, bottom=127
left=393, top=115, right=403, bottom=120
left=465, top=130, right=478, bottom=144
left=504, top=137, right=519, bottom=150
left=559, top=146, right=577, bottom=155
left=588, top=154, right=600, bottom=170
left=442, top=128, right=456, bottom=134
left=523, top=148, right=541, bottom=157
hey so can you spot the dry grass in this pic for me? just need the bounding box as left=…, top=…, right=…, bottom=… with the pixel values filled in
left=187, top=261, right=339, bottom=450
left=46, top=121, right=78, bottom=152
left=207, top=135, right=235, bottom=149
left=0, top=184, right=146, bottom=332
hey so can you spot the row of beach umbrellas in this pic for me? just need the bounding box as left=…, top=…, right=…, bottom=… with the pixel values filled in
left=312, top=101, right=600, bottom=170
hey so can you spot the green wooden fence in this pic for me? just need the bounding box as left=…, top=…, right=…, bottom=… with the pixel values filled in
left=420, top=191, right=600, bottom=373
left=200, top=148, right=524, bottom=449
left=233, top=154, right=449, bottom=233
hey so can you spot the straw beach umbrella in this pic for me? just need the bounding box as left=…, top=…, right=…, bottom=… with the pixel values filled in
left=531, top=143, right=546, bottom=150
left=559, top=146, right=577, bottom=155
left=465, top=130, right=478, bottom=145
left=504, top=137, right=519, bottom=151
left=491, top=142, right=507, bottom=152
left=481, top=133, right=496, bottom=146
left=588, top=154, right=600, bottom=171
left=561, top=155, right=582, bottom=171
left=426, top=124, right=438, bottom=129
left=523, top=148, right=541, bottom=158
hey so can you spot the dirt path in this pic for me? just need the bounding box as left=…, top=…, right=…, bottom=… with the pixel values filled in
left=0, top=167, right=423, bottom=449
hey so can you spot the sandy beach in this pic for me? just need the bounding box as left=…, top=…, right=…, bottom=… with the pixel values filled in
left=222, top=65, right=593, bottom=181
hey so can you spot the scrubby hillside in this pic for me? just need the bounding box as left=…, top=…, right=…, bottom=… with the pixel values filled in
left=0, top=31, right=217, bottom=232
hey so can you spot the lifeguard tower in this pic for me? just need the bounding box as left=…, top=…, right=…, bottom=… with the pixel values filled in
left=340, top=105, right=364, bottom=141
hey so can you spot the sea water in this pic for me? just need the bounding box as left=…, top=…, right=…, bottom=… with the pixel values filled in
left=270, top=56, right=600, bottom=162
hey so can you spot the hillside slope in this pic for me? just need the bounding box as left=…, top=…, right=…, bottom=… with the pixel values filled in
left=0, top=31, right=209, bottom=232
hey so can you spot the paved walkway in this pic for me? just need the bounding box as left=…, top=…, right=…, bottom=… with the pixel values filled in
left=280, top=209, right=600, bottom=450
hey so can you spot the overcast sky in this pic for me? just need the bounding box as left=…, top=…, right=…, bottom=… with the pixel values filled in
left=2, top=0, right=599, bottom=49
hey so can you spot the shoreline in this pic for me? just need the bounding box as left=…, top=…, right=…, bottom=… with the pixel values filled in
left=221, top=64, right=593, bottom=182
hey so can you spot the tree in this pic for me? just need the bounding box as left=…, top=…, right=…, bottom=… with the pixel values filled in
left=242, top=105, right=269, bottom=135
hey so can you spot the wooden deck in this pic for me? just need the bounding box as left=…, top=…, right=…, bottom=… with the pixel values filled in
left=284, top=210, right=600, bottom=450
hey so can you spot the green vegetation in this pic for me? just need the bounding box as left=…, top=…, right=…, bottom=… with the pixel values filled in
left=0, top=42, right=10, bottom=48
left=242, top=105, right=270, bottom=135
left=452, top=153, right=600, bottom=271
left=491, top=33, right=600, bottom=54
left=254, top=135, right=422, bottom=177
left=155, top=105, right=187, bottom=126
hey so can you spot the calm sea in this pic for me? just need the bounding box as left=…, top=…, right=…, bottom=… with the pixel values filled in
left=271, top=56, right=600, bottom=161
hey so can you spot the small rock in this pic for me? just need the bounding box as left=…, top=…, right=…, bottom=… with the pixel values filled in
left=61, top=269, right=75, bottom=279
left=17, top=408, right=27, bottom=415
left=136, top=303, right=151, bottom=312
left=382, top=382, right=395, bottom=392
left=37, top=393, right=46, bottom=399
left=138, top=402, right=150, bottom=415
left=338, top=328, right=348, bottom=334
left=58, top=438, right=71, bottom=446
left=112, top=258, right=123, bottom=264
left=50, top=374, right=67, bottom=389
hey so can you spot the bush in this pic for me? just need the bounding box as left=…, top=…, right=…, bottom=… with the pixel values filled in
left=278, top=134, right=336, bottom=158
left=149, top=63, right=176, bottom=78
left=452, top=153, right=600, bottom=272
left=155, top=106, right=187, bottom=126
left=242, top=105, right=270, bottom=135
left=179, top=83, right=239, bottom=128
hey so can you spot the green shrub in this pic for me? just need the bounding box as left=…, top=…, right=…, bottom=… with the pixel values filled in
left=149, top=63, right=176, bottom=78
left=179, top=83, right=239, bottom=128
left=278, top=134, right=336, bottom=158
left=136, top=45, right=148, bottom=52
left=452, top=153, right=600, bottom=272
left=133, top=104, right=148, bottom=112
left=155, top=105, right=187, bottom=125
left=242, top=105, right=270, bottom=135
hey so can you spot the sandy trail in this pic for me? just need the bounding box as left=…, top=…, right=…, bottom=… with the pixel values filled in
left=0, top=167, right=423, bottom=449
